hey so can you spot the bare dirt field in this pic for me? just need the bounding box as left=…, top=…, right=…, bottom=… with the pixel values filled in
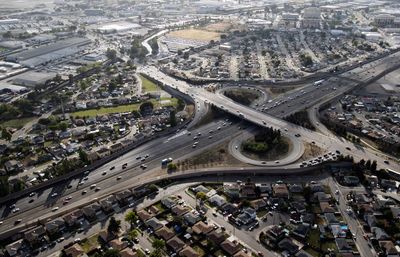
left=168, top=29, right=221, bottom=42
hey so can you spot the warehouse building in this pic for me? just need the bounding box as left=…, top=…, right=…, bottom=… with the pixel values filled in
left=6, top=37, right=91, bottom=68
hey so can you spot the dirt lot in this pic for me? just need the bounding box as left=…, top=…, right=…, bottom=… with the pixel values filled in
left=177, top=140, right=249, bottom=170
left=203, top=22, right=233, bottom=32
left=168, top=29, right=221, bottom=42
left=299, top=142, right=324, bottom=162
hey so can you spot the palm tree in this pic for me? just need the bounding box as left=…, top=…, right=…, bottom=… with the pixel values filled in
left=107, top=217, right=121, bottom=235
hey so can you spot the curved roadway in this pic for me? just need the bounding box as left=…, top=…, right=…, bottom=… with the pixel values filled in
left=228, top=128, right=304, bottom=166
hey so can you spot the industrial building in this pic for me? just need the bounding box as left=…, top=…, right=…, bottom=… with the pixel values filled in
left=6, top=37, right=91, bottom=68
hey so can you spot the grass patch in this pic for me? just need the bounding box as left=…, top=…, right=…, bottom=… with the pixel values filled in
left=80, top=234, right=99, bottom=253
left=0, top=117, right=35, bottom=129
left=140, top=75, right=160, bottom=92
left=257, top=210, right=268, bottom=218
left=71, top=98, right=178, bottom=118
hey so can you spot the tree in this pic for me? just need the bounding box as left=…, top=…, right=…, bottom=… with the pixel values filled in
left=103, top=249, right=121, bottom=257
left=152, top=239, right=165, bottom=251
left=371, top=160, right=377, bottom=172
left=1, top=128, right=12, bottom=141
left=196, top=191, right=207, bottom=201
left=68, top=74, right=74, bottom=85
left=169, top=110, right=177, bottom=126
left=148, top=184, right=158, bottom=193
left=107, top=217, right=121, bottom=235
left=106, top=48, right=117, bottom=61
left=128, top=229, right=139, bottom=240
left=365, top=160, right=371, bottom=170
left=125, top=210, right=138, bottom=228
left=78, top=148, right=89, bottom=164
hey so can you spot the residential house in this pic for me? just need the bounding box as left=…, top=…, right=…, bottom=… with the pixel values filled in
left=179, top=246, right=200, bottom=257
left=220, top=203, right=238, bottom=215
left=273, top=184, right=289, bottom=199
left=250, top=199, right=267, bottom=210
left=278, top=238, right=300, bottom=256
left=63, top=209, right=84, bottom=227
left=137, top=209, right=153, bottom=222
left=324, top=213, right=339, bottom=225
left=335, top=238, right=352, bottom=253
left=288, top=184, right=304, bottom=193
left=45, top=218, right=65, bottom=235
left=207, top=230, right=226, bottom=245
left=82, top=203, right=102, bottom=221
left=224, top=183, right=240, bottom=198
left=24, top=226, right=46, bottom=246
left=265, top=226, right=286, bottom=245
left=96, top=148, right=110, bottom=158
left=292, top=224, right=309, bottom=239
left=100, top=195, right=117, bottom=213
left=379, top=241, right=399, bottom=257
left=64, top=243, right=88, bottom=257
left=192, top=185, right=209, bottom=194
left=115, top=190, right=132, bottom=206
left=372, top=227, right=390, bottom=240
left=221, top=240, right=241, bottom=256
left=4, top=160, right=23, bottom=173
left=320, top=202, right=336, bottom=213
left=208, top=194, right=226, bottom=207
left=120, top=248, right=140, bottom=257
left=237, top=207, right=257, bottom=225
left=183, top=212, right=201, bottom=226
left=172, top=205, right=190, bottom=216
left=109, top=238, right=128, bottom=251
left=161, top=197, right=177, bottom=209
left=5, top=239, right=24, bottom=257
left=145, top=217, right=163, bottom=231
left=192, top=221, right=213, bottom=235
left=167, top=236, right=186, bottom=253
left=155, top=226, right=175, bottom=241
left=291, top=202, right=306, bottom=213
left=240, top=182, right=257, bottom=199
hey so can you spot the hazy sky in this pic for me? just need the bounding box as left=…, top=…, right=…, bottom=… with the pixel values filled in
left=0, top=0, right=54, bottom=10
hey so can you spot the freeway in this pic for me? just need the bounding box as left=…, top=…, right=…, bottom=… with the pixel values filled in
left=139, top=50, right=400, bottom=173
left=0, top=119, right=243, bottom=235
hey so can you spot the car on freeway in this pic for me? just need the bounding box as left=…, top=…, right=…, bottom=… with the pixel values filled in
left=29, top=192, right=35, bottom=197
left=345, top=147, right=351, bottom=150
left=52, top=207, right=59, bottom=212
left=14, top=219, right=22, bottom=224
left=384, top=160, right=389, bottom=164
left=82, top=190, right=87, bottom=195
left=117, top=176, right=122, bottom=180
left=102, top=171, right=107, bottom=175
left=12, top=208, right=20, bottom=213
left=51, top=193, right=58, bottom=198
left=110, top=166, right=115, bottom=170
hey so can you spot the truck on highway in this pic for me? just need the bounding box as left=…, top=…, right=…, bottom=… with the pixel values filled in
left=314, top=80, right=324, bottom=87
left=161, top=157, right=173, bottom=167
